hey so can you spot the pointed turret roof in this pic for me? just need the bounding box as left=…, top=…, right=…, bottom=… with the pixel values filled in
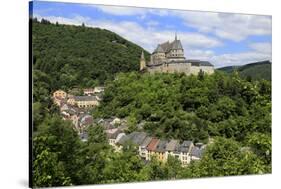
left=153, top=44, right=164, bottom=53
left=170, top=32, right=183, bottom=49
left=140, top=50, right=145, bottom=59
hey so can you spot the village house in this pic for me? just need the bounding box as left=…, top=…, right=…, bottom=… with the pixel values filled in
left=53, top=90, right=67, bottom=99
left=67, top=96, right=76, bottom=105
left=146, top=138, right=160, bottom=161
left=139, top=136, right=153, bottom=159
left=175, top=141, right=194, bottom=165
left=83, top=88, right=95, bottom=96
left=105, top=128, right=121, bottom=147
left=114, top=133, right=126, bottom=152
left=94, top=87, right=105, bottom=93
left=83, top=87, right=105, bottom=96
left=154, top=140, right=168, bottom=162
left=74, top=96, right=100, bottom=108
left=190, top=144, right=206, bottom=161
left=165, top=139, right=179, bottom=159
left=79, top=114, right=94, bottom=132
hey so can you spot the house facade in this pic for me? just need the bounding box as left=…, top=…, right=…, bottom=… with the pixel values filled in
left=53, top=90, right=67, bottom=99
left=74, top=96, right=100, bottom=108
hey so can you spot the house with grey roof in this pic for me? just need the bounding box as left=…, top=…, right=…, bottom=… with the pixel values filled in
left=190, top=145, right=206, bottom=161
left=138, top=136, right=153, bottom=159
left=74, top=96, right=100, bottom=108
left=173, top=140, right=194, bottom=165
left=165, top=139, right=179, bottom=159
left=129, top=132, right=147, bottom=146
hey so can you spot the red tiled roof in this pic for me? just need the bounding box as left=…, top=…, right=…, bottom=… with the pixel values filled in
left=147, top=138, right=160, bottom=151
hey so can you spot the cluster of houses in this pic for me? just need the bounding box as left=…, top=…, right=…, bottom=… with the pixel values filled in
left=52, top=87, right=104, bottom=133
left=105, top=128, right=206, bottom=166
left=52, top=87, right=206, bottom=166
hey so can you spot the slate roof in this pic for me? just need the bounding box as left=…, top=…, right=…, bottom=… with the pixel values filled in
left=157, top=37, right=183, bottom=52
left=191, top=146, right=204, bottom=158
left=117, top=135, right=129, bottom=145
left=155, top=140, right=168, bottom=153
left=159, top=41, right=170, bottom=52
left=140, top=136, right=153, bottom=148
left=80, top=115, right=93, bottom=126
left=153, top=44, right=165, bottom=53
left=165, top=139, right=179, bottom=152
left=129, top=132, right=147, bottom=145
left=175, top=140, right=193, bottom=153
left=171, top=39, right=183, bottom=49
left=147, top=138, right=160, bottom=151
left=74, top=96, right=98, bottom=101
left=187, top=59, right=214, bottom=67
left=115, top=133, right=126, bottom=143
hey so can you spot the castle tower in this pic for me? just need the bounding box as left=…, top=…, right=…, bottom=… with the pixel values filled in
left=140, top=50, right=146, bottom=71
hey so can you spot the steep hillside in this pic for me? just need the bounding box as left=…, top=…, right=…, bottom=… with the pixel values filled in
left=32, top=18, right=150, bottom=92
left=217, top=60, right=271, bottom=80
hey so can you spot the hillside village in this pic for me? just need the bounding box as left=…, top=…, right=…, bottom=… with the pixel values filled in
left=52, top=86, right=206, bottom=166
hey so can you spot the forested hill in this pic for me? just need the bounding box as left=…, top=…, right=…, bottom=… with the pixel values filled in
left=32, top=18, right=150, bottom=92
left=217, top=60, right=271, bottom=80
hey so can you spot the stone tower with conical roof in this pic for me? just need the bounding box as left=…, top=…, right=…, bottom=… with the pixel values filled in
left=140, top=50, right=146, bottom=71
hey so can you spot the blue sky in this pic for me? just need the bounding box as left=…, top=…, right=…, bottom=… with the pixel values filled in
left=31, top=1, right=272, bottom=68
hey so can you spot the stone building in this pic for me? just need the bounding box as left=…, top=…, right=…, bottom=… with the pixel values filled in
left=140, top=34, right=214, bottom=75
left=53, top=90, right=67, bottom=99
left=74, top=96, right=100, bottom=108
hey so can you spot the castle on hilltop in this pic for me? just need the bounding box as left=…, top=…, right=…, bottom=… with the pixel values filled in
left=140, top=34, right=214, bottom=75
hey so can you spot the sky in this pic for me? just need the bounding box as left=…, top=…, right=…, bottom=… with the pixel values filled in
left=31, top=1, right=272, bottom=68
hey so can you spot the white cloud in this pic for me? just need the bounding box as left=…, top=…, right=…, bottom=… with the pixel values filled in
left=94, top=5, right=145, bottom=16
left=249, top=42, right=272, bottom=54
left=86, top=5, right=272, bottom=42
left=211, top=51, right=271, bottom=68
left=91, top=4, right=169, bottom=17
left=172, top=11, right=272, bottom=42
left=33, top=14, right=222, bottom=53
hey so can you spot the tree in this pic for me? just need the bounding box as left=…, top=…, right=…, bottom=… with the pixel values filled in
left=245, top=132, right=271, bottom=167
left=183, top=137, right=267, bottom=177
left=33, top=136, right=72, bottom=187
left=87, top=124, right=107, bottom=144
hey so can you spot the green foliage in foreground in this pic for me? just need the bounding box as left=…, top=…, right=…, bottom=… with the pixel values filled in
left=32, top=115, right=271, bottom=187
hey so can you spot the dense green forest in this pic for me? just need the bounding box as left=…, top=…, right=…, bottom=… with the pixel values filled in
left=32, top=18, right=272, bottom=187
left=94, top=70, right=271, bottom=148
left=218, top=60, right=272, bottom=81
left=32, top=18, right=149, bottom=103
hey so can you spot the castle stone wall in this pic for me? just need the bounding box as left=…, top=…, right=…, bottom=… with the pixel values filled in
left=147, top=63, right=214, bottom=75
